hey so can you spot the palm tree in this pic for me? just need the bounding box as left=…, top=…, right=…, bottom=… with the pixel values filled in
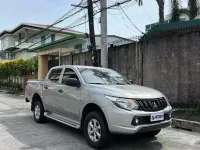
left=135, top=0, right=165, bottom=23
left=187, top=0, right=199, bottom=19
left=170, top=0, right=181, bottom=22
left=170, top=0, right=200, bottom=22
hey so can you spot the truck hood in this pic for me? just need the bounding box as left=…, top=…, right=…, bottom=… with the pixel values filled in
left=90, top=84, right=163, bottom=99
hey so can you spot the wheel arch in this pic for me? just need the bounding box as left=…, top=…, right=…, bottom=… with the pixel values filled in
left=81, top=103, right=108, bottom=130
left=31, top=93, right=42, bottom=111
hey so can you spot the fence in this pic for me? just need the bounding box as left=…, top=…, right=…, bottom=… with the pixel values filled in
left=0, top=74, right=36, bottom=91
left=47, top=31, right=200, bottom=106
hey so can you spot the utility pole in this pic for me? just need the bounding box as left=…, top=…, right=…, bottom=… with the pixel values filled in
left=100, top=0, right=108, bottom=68
left=87, top=0, right=98, bottom=66
left=72, top=0, right=131, bottom=67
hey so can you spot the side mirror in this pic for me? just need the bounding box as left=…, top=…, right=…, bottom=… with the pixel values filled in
left=65, top=78, right=80, bottom=87
left=129, top=80, right=133, bottom=84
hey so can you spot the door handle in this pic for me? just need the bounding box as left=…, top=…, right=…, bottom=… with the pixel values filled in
left=58, top=89, right=63, bottom=93
left=44, top=86, right=48, bottom=89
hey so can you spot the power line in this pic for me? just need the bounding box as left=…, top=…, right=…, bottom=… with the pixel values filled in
left=14, top=0, right=85, bottom=49
left=28, top=15, right=87, bottom=49
left=118, top=10, right=139, bottom=34
left=108, top=10, right=139, bottom=34
left=93, top=0, right=132, bottom=15
left=26, top=0, right=135, bottom=50
left=119, top=5, right=144, bottom=34
left=142, top=5, right=153, bottom=22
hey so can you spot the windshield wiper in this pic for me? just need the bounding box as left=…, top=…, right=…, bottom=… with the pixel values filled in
left=89, top=83, right=104, bottom=85
left=115, top=83, right=126, bottom=85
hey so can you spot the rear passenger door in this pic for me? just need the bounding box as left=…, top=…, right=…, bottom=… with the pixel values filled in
left=43, top=68, right=63, bottom=113
left=56, top=67, right=81, bottom=120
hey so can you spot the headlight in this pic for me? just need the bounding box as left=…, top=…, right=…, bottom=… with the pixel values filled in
left=164, top=96, right=171, bottom=106
left=105, top=95, right=138, bottom=111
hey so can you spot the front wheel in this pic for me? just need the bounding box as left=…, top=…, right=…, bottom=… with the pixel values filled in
left=33, top=101, right=46, bottom=123
left=143, top=129, right=161, bottom=137
left=84, top=112, right=110, bottom=149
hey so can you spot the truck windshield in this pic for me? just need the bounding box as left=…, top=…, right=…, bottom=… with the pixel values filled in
left=78, top=68, right=131, bottom=85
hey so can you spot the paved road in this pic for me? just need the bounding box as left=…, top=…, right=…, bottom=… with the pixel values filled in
left=0, top=91, right=200, bottom=150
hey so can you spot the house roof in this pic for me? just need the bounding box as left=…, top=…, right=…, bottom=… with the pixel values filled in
left=95, top=34, right=133, bottom=42
left=0, top=23, right=84, bottom=37
left=141, top=19, right=200, bottom=41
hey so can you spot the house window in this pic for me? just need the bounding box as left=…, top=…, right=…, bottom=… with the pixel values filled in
left=41, top=36, right=46, bottom=45
left=51, top=34, right=55, bottom=42
left=19, top=33, right=22, bottom=44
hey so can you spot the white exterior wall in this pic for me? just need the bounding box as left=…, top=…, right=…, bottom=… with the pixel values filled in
left=95, top=36, right=132, bottom=49
left=34, top=33, right=69, bottom=47
left=67, top=38, right=87, bottom=52
left=1, top=35, right=17, bottom=51
left=55, top=33, right=68, bottom=41
left=15, top=51, right=36, bottom=59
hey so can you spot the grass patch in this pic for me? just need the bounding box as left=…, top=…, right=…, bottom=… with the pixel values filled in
left=184, top=107, right=200, bottom=115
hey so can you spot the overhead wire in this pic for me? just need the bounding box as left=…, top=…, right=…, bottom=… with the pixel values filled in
left=14, top=0, right=86, bottom=49
left=119, top=5, right=144, bottom=34
left=117, top=10, right=140, bottom=34
left=28, top=15, right=87, bottom=49
left=26, top=0, right=139, bottom=50
left=142, top=5, right=154, bottom=22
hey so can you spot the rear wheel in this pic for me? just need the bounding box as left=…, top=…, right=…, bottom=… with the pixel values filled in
left=143, top=129, right=161, bottom=137
left=84, top=112, right=110, bottom=149
left=33, top=101, right=46, bottom=123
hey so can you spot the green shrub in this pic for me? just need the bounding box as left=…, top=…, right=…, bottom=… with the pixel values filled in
left=0, top=57, right=38, bottom=79
left=0, top=57, right=38, bottom=90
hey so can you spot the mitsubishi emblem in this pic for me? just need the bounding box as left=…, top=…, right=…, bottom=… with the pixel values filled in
left=153, top=102, right=158, bottom=109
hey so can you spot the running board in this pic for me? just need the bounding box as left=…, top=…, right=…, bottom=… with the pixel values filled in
left=44, top=112, right=80, bottom=129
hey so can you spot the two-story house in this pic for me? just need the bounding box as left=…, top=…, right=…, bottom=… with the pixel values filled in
left=0, top=23, right=133, bottom=63
left=0, top=23, right=87, bottom=61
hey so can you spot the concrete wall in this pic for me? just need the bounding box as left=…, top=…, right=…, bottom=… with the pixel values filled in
left=143, top=32, right=200, bottom=106
left=46, top=31, right=200, bottom=106
left=60, top=43, right=141, bottom=84
left=95, top=36, right=132, bottom=49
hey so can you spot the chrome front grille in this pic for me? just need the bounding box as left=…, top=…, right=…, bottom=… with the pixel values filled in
left=135, top=98, right=167, bottom=112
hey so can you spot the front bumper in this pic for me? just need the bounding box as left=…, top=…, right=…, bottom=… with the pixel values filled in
left=102, top=105, right=172, bottom=134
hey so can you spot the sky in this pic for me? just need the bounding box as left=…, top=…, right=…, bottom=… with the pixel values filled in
left=0, top=0, right=188, bottom=38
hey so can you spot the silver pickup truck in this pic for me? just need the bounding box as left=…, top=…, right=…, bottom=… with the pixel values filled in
left=25, top=65, right=172, bottom=149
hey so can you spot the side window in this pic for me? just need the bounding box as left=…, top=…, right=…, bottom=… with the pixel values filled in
left=48, top=68, right=62, bottom=83
left=62, top=68, right=79, bottom=84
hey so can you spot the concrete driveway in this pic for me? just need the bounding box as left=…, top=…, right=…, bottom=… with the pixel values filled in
left=0, top=91, right=200, bottom=150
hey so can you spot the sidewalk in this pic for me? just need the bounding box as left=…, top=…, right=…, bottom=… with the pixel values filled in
left=0, top=89, right=199, bottom=133
left=0, top=88, right=24, bottom=96
left=172, top=109, right=200, bottom=133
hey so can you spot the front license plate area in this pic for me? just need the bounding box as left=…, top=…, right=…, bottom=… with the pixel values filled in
left=151, top=113, right=164, bottom=122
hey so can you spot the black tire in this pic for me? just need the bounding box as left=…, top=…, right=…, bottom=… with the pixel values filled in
left=33, top=101, right=46, bottom=123
left=143, top=129, right=161, bottom=137
left=84, top=111, right=110, bottom=149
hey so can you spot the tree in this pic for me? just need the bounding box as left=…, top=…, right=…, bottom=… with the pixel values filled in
left=135, top=0, right=165, bottom=24
left=170, top=0, right=181, bottom=22
left=170, top=0, right=200, bottom=22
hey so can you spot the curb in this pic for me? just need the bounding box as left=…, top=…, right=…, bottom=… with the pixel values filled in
left=172, top=118, right=200, bottom=133
left=0, top=89, right=24, bottom=96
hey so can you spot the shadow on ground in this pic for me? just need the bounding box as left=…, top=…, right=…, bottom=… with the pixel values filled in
left=0, top=114, right=163, bottom=150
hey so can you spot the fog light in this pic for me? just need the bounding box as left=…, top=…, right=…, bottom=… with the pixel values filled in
left=169, top=113, right=172, bottom=118
left=135, top=117, right=139, bottom=124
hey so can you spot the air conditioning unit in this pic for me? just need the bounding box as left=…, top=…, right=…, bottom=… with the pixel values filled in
left=74, top=44, right=82, bottom=51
